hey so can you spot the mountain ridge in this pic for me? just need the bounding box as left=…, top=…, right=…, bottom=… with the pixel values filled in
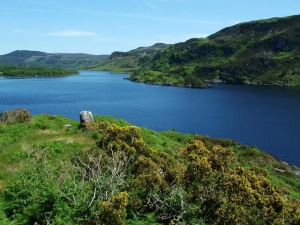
left=0, top=50, right=109, bottom=69
left=90, top=43, right=169, bottom=72
left=96, top=14, right=300, bottom=87
left=2, top=15, right=300, bottom=87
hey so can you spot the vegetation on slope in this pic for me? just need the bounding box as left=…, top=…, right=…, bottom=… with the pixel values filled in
left=90, top=43, right=169, bottom=73
left=0, top=65, right=78, bottom=77
left=0, top=110, right=300, bottom=224
left=96, top=14, right=300, bottom=88
left=0, top=50, right=109, bottom=69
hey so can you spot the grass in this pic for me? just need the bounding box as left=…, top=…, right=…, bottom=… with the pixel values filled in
left=1, top=113, right=300, bottom=202
left=1, top=113, right=300, bottom=224
left=0, top=114, right=95, bottom=186
left=232, top=144, right=300, bottom=200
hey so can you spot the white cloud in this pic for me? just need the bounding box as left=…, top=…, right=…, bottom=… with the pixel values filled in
left=46, top=29, right=97, bottom=37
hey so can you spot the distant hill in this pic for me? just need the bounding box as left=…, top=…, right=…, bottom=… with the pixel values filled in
left=0, top=64, right=78, bottom=77
left=90, top=43, right=169, bottom=72
left=100, top=14, right=300, bottom=87
left=0, top=50, right=109, bottom=69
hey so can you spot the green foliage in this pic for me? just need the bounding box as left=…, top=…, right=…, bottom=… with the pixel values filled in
left=0, top=113, right=300, bottom=224
left=0, top=119, right=32, bottom=149
left=0, top=50, right=109, bottom=69
left=3, top=145, right=130, bottom=224
left=35, top=140, right=79, bottom=156
left=33, top=114, right=78, bottom=130
left=4, top=161, right=57, bottom=224
left=0, top=196, right=10, bottom=224
left=96, top=14, right=300, bottom=87
left=91, top=43, right=168, bottom=72
left=181, top=140, right=300, bottom=224
left=127, top=212, right=161, bottom=225
left=141, top=128, right=193, bottom=153
left=96, top=192, right=129, bottom=225
left=98, top=122, right=145, bottom=156
left=94, top=115, right=132, bottom=127
left=0, top=64, right=78, bottom=77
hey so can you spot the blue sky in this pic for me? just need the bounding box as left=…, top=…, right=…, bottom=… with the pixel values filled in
left=1, top=0, right=299, bottom=55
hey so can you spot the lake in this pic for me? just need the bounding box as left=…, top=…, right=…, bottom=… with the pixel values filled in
left=1, top=70, right=300, bottom=167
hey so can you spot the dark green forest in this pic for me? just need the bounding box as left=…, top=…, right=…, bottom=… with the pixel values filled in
left=0, top=65, right=78, bottom=77
left=0, top=110, right=299, bottom=224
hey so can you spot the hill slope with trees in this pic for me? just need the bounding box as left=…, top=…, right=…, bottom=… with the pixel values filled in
left=90, top=43, right=169, bottom=72
left=0, top=65, right=78, bottom=77
left=97, top=14, right=300, bottom=88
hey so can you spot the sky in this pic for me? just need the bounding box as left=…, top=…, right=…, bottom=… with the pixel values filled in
left=1, top=0, right=300, bottom=55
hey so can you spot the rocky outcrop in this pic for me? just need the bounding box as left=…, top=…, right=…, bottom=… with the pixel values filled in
left=110, top=51, right=130, bottom=59
left=208, top=15, right=300, bottom=40
left=268, top=35, right=298, bottom=52
left=79, top=111, right=93, bottom=126
left=190, top=44, right=217, bottom=57
left=0, top=108, right=31, bottom=124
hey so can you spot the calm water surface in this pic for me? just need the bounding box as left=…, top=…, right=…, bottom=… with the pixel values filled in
left=1, top=70, right=300, bottom=166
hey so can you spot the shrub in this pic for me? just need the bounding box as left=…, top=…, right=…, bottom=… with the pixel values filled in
left=0, top=109, right=31, bottom=124
left=96, top=192, right=129, bottom=225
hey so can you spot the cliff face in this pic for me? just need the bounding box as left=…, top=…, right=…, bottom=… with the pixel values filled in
left=110, top=51, right=129, bottom=59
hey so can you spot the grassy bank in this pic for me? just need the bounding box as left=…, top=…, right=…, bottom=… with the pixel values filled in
left=0, top=113, right=299, bottom=224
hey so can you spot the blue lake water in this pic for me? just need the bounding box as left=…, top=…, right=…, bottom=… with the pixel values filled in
left=1, top=70, right=300, bottom=166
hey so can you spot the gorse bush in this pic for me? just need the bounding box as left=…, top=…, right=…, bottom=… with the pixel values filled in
left=96, top=192, right=129, bottom=225
left=181, top=141, right=300, bottom=225
left=1, top=115, right=300, bottom=224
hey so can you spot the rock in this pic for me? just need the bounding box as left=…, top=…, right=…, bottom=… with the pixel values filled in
left=110, top=51, right=129, bottom=59
left=0, top=108, right=31, bottom=124
left=274, top=168, right=285, bottom=173
left=79, top=111, right=93, bottom=125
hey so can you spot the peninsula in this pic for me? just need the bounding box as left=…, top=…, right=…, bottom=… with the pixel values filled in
left=0, top=65, right=78, bottom=77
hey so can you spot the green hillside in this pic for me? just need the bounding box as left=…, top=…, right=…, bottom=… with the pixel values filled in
left=91, top=43, right=169, bottom=73
left=0, top=109, right=299, bottom=224
left=0, top=50, right=109, bottom=69
left=0, top=65, right=78, bottom=77
left=98, top=14, right=300, bottom=88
